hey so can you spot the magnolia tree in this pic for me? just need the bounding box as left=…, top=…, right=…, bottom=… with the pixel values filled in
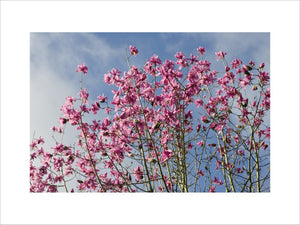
left=30, top=45, right=270, bottom=192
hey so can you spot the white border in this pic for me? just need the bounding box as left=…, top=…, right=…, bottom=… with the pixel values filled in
left=1, top=1, right=299, bottom=224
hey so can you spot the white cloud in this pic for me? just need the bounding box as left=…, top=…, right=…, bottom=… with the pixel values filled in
left=209, top=33, right=270, bottom=67
left=164, top=37, right=186, bottom=53
left=31, top=35, right=75, bottom=146
left=30, top=33, right=124, bottom=147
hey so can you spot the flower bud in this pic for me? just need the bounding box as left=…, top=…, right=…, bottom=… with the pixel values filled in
left=59, top=117, right=67, bottom=125
left=236, top=124, right=244, bottom=129
left=149, top=158, right=157, bottom=164
left=129, top=45, right=138, bottom=56
left=242, top=67, right=250, bottom=75
left=201, top=116, right=210, bottom=123
left=243, top=65, right=252, bottom=71
left=249, top=60, right=255, bottom=66
left=196, top=124, right=201, bottom=132
left=259, top=63, right=265, bottom=70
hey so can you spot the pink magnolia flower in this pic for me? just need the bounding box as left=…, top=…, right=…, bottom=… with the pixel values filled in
left=64, top=165, right=73, bottom=176
left=79, top=88, right=89, bottom=104
left=66, top=96, right=76, bottom=105
left=198, top=170, right=204, bottom=176
left=104, top=73, right=112, bottom=84
left=259, top=62, right=265, bottom=70
left=225, top=87, right=236, bottom=98
left=30, top=141, right=37, bottom=149
left=258, top=71, right=270, bottom=85
left=215, top=160, right=221, bottom=170
left=148, top=54, right=162, bottom=65
left=129, top=45, right=138, bottom=56
left=54, top=174, right=63, bottom=183
left=215, top=51, right=227, bottom=61
left=52, top=143, right=65, bottom=154
left=89, top=102, right=100, bottom=114
left=213, top=177, right=223, bottom=185
left=215, top=124, right=224, bottom=133
left=189, top=54, right=198, bottom=64
left=195, top=99, right=204, bottom=107
left=238, top=149, right=245, bottom=156
left=133, top=166, right=143, bottom=182
left=53, top=125, right=63, bottom=133
left=47, top=185, right=57, bottom=192
left=187, top=143, right=193, bottom=149
left=106, top=107, right=111, bottom=114
left=36, top=136, right=45, bottom=144
left=59, top=117, right=67, bottom=126
left=243, top=64, right=252, bottom=72
left=235, top=168, right=244, bottom=174
left=97, top=94, right=107, bottom=103
left=265, top=127, right=270, bottom=140
left=201, top=116, right=210, bottom=123
left=53, top=157, right=64, bottom=171
left=175, top=51, right=185, bottom=60
left=197, top=141, right=204, bottom=146
left=175, top=52, right=188, bottom=69
left=164, top=176, right=173, bottom=191
left=249, top=60, right=255, bottom=66
left=224, top=162, right=234, bottom=170
left=197, top=46, right=205, bottom=55
left=30, top=152, right=37, bottom=160
left=76, top=63, right=88, bottom=75
left=162, top=149, right=174, bottom=162
left=209, top=186, right=216, bottom=192
left=240, top=78, right=250, bottom=89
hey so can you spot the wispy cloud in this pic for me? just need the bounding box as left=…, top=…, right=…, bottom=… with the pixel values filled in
left=208, top=33, right=270, bottom=67
left=30, top=33, right=124, bottom=146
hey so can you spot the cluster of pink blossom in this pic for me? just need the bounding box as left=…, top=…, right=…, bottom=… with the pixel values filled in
left=30, top=45, right=270, bottom=192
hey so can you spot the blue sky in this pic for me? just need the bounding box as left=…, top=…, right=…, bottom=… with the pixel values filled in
left=31, top=32, right=270, bottom=146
